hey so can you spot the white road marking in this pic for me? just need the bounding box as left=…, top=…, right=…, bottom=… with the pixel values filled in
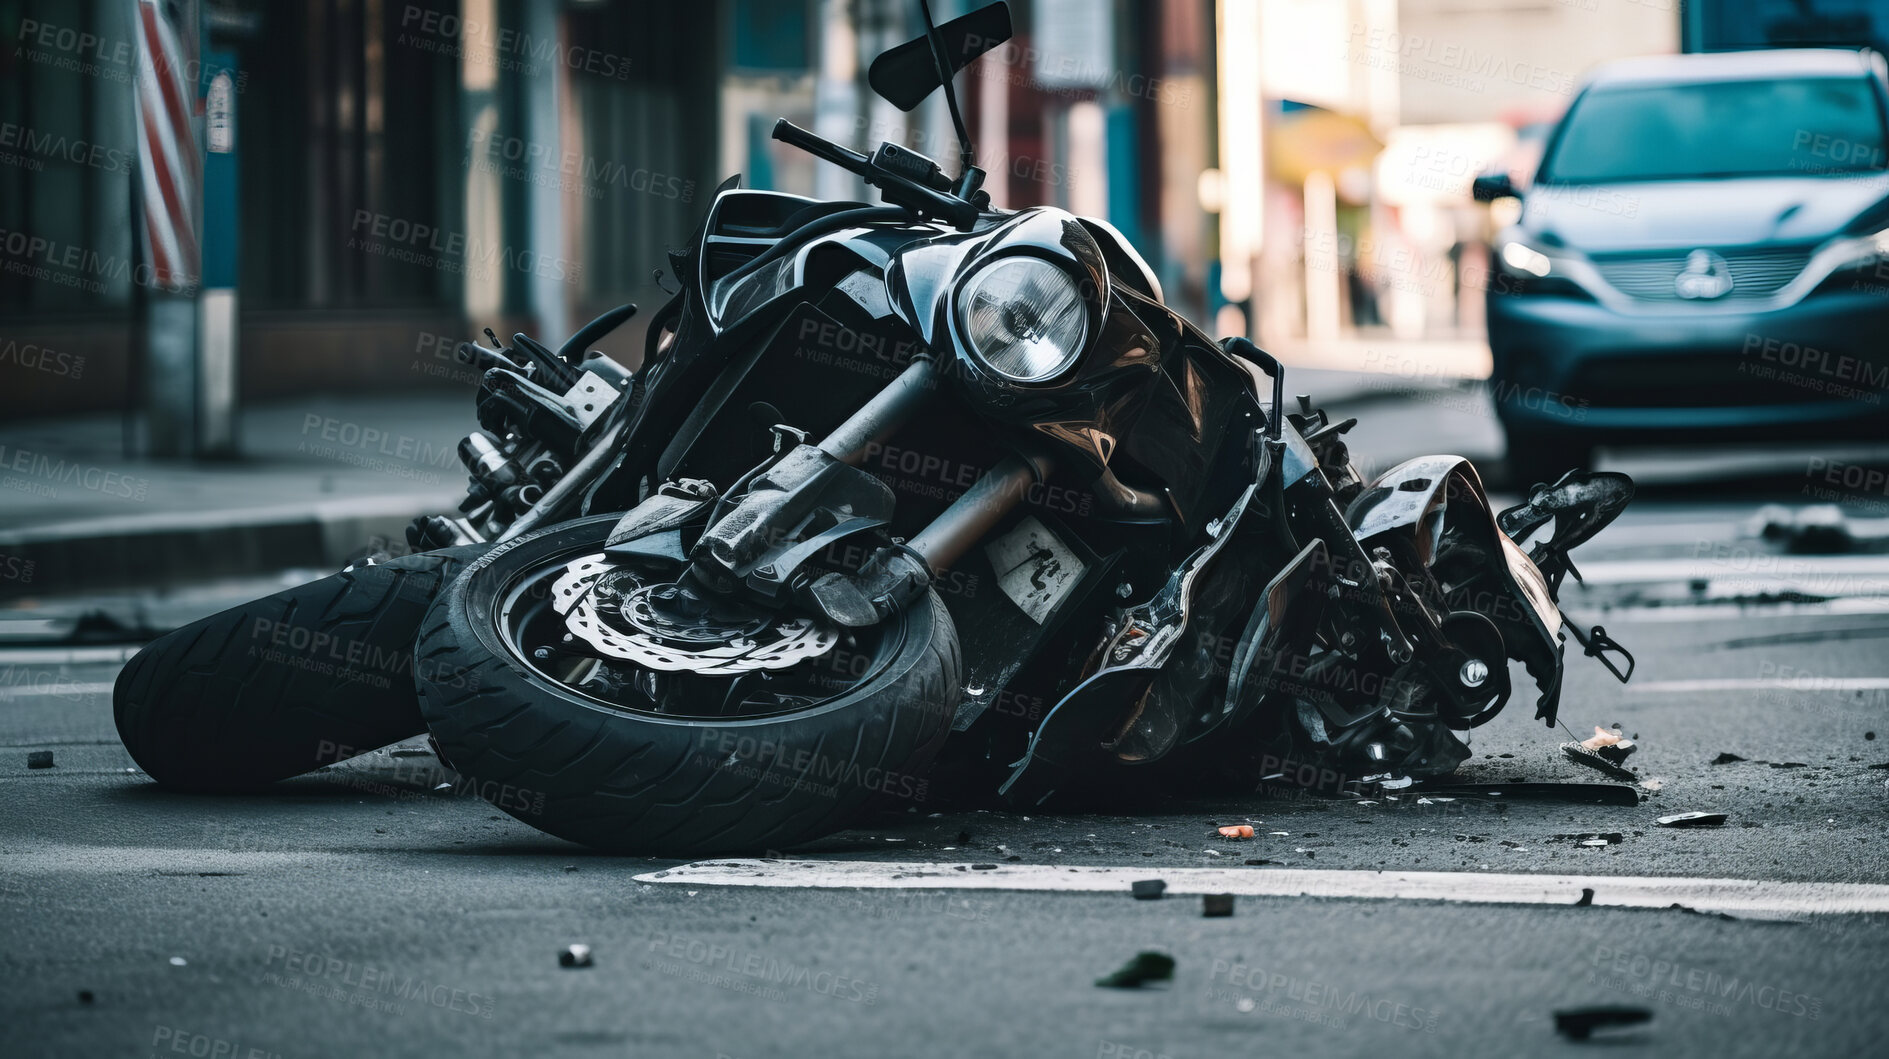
left=1627, top=677, right=1889, bottom=695
left=1569, top=598, right=1889, bottom=622
left=0, top=681, right=116, bottom=700
left=635, top=859, right=1889, bottom=919
left=1572, top=556, right=1889, bottom=597
left=0, top=645, right=142, bottom=666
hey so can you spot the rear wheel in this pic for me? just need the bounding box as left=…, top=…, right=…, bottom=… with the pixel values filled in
left=414, top=515, right=959, bottom=854
left=114, top=544, right=489, bottom=790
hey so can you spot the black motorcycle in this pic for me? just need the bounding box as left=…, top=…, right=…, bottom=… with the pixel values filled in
left=115, top=1, right=1634, bottom=854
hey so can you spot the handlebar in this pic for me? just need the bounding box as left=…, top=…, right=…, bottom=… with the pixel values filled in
left=771, top=118, right=980, bottom=231
left=772, top=119, right=873, bottom=175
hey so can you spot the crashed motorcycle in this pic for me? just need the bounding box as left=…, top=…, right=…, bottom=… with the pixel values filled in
left=115, top=0, right=1635, bottom=854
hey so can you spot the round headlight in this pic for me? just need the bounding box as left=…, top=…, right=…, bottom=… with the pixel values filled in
left=957, top=257, right=1089, bottom=383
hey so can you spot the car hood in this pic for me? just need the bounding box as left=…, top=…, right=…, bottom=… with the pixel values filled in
left=1522, top=174, right=1889, bottom=252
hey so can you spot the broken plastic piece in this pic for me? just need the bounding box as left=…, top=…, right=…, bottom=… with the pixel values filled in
left=559, top=944, right=593, bottom=968
left=1581, top=726, right=1637, bottom=767
left=1575, top=888, right=1594, bottom=907
left=1216, top=825, right=1254, bottom=839
left=26, top=751, right=53, bottom=769
left=1131, top=879, right=1166, bottom=900
left=1562, top=741, right=1637, bottom=781
left=1203, top=893, right=1235, bottom=917
left=1710, top=752, right=1745, bottom=765
left=1555, top=832, right=1624, bottom=846
left=1656, top=812, right=1727, bottom=828
left=1095, top=951, right=1175, bottom=988
left=1554, top=1005, right=1651, bottom=1040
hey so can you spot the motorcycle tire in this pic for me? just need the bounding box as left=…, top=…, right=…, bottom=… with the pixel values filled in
left=413, top=515, right=959, bottom=854
left=113, top=543, right=491, bottom=791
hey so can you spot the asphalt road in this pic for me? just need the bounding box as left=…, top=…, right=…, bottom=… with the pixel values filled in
left=5, top=386, right=1889, bottom=1058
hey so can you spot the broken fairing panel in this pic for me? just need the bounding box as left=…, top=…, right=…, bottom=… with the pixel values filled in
left=987, top=516, right=1086, bottom=624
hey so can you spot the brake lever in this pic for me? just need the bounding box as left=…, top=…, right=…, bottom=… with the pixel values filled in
left=1566, top=622, right=1634, bottom=684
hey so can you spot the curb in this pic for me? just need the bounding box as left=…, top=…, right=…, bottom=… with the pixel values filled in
left=0, top=492, right=459, bottom=600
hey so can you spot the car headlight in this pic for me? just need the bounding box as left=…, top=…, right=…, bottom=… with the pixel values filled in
left=1826, top=226, right=1889, bottom=271
left=957, top=257, right=1089, bottom=383
left=1500, top=241, right=1554, bottom=278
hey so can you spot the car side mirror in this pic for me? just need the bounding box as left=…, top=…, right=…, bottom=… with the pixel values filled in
left=1472, top=173, right=1519, bottom=202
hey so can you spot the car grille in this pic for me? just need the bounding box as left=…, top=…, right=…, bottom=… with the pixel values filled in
left=1565, top=353, right=1849, bottom=407
left=1590, top=247, right=1813, bottom=302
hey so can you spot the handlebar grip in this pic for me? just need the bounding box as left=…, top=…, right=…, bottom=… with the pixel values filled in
left=771, top=119, right=870, bottom=172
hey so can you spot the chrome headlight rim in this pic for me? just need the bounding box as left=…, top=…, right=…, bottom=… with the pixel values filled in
left=951, top=253, right=1094, bottom=386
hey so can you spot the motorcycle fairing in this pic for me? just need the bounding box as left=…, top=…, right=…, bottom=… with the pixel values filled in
left=1345, top=456, right=1567, bottom=724
left=999, top=432, right=1277, bottom=798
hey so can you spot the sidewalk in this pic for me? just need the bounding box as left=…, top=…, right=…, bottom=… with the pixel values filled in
left=0, top=393, right=467, bottom=600
left=0, top=337, right=1484, bottom=619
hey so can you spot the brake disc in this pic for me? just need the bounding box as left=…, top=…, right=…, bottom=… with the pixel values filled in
left=548, top=554, right=837, bottom=675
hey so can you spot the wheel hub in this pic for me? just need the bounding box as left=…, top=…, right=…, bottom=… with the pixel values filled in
left=548, top=554, right=837, bottom=675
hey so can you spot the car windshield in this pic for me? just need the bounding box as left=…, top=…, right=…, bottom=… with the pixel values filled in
left=1541, top=75, right=1887, bottom=183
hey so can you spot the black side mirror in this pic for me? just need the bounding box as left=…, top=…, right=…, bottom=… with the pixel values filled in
left=1471, top=173, right=1519, bottom=202
left=868, top=2, right=1012, bottom=111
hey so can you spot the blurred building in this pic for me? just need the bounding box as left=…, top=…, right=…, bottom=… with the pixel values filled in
left=2, top=0, right=718, bottom=425
left=0, top=0, right=1731, bottom=429
left=1213, top=0, right=1679, bottom=356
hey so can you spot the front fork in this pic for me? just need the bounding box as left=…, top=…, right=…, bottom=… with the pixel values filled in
left=683, top=356, right=1049, bottom=620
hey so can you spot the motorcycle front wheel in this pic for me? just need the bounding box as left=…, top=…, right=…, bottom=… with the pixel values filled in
left=413, top=515, right=959, bottom=854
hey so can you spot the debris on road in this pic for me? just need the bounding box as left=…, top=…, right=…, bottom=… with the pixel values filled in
left=1639, top=778, right=1663, bottom=791
left=559, top=944, right=593, bottom=968
left=1711, top=752, right=1746, bottom=765
left=1668, top=902, right=1736, bottom=921
left=77, top=990, right=94, bottom=1004
left=1575, top=888, right=1595, bottom=907
left=1553, top=832, right=1625, bottom=846
left=1203, top=893, right=1235, bottom=917
left=1419, top=781, right=1639, bottom=805
left=1562, top=740, right=1637, bottom=781
left=1755, top=503, right=1853, bottom=554
left=1095, top=951, right=1175, bottom=989
left=26, top=751, right=53, bottom=769
left=1216, top=825, right=1254, bottom=839
left=1244, top=858, right=1282, bottom=866
left=1131, top=879, right=1166, bottom=900
left=1554, top=1005, right=1651, bottom=1041
left=1657, top=812, right=1727, bottom=828
left=1581, top=726, right=1637, bottom=765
